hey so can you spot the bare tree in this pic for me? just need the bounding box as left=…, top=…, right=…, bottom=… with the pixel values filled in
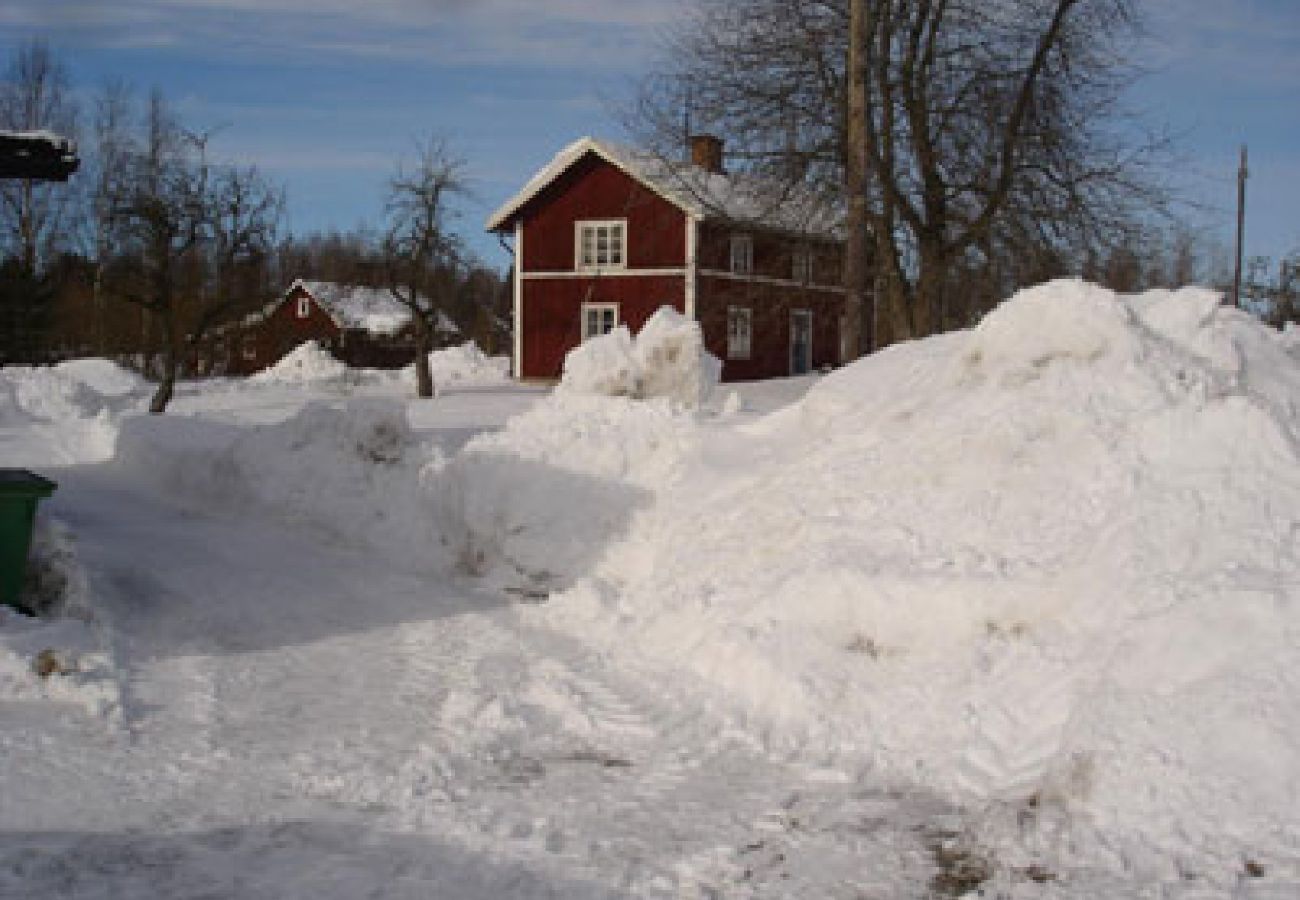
left=634, top=0, right=1166, bottom=351
left=87, top=79, right=136, bottom=354
left=383, top=136, right=468, bottom=398
left=0, top=40, right=80, bottom=274
left=106, top=90, right=282, bottom=412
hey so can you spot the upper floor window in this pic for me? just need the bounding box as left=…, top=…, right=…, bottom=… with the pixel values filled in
left=729, top=234, right=753, bottom=275
left=792, top=248, right=812, bottom=284
left=582, top=302, right=619, bottom=340
left=576, top=220, right=626, bottom=271
left=296, top=296, right=311, bottom=318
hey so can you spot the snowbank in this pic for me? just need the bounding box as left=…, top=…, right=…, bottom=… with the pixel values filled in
left=111, top=399, right=450, bottom=570
left=249, top=340, right=347, bottom=384
left=559, top=307, right=720, bottom=407
left=0, top=359, right=145, bottom=421
left=399, top=342, right=511, bottom=389
left=0, top=360, right=147, bottom=462
left=528, top=280, right=1300, bottom=887
left=436, top=393, right=695, bottom=592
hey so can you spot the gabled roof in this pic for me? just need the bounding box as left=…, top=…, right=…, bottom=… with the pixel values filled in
left=485, top=136, right=841, bottom=239
left=292, top=280, right=458, bottom=336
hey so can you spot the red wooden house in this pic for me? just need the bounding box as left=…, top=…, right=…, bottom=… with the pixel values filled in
left=199, top=280, right=458, bottom=376
left=487, top=136, right=846, bottom=382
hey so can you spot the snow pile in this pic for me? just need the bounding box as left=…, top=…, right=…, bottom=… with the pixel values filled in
left=401, top=342, right=511, bottom=388
left=0, top=359, right=145, bottom=421
left=0, top=360, right=147, bottom=462
left=249, top=340, right=347, bottom=384
left=559, top=307, right=720, bottom=407
left=532, top=280, right=1300, bottom=886
left=112, top=399, right=449, bottom=569
left=436, top=393, right=697, bottom=592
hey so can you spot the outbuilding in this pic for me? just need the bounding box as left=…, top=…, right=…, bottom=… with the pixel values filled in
left=199, top=280, right=459, bottom=375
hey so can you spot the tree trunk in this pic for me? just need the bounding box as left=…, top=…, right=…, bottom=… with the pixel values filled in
left=149, top=312, right=179, bottom=414
left=413, top=318, right=434, bottom=399
left=841, top=0, right=869, bottom=361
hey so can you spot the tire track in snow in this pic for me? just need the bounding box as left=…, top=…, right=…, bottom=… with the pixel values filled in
left=956, top=641, right=1080, bottom=802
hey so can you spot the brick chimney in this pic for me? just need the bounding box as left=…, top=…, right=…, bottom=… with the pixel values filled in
left=689, top=134, right=724, bottom=175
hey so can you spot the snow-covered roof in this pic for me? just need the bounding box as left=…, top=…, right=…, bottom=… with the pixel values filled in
left=293, top=280, right=458, bottom=336
left=485, top=136, right=842, bottom=239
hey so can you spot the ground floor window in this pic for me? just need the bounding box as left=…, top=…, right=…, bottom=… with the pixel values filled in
left=242, top=336, right=257, bottom=361
left=581, top=302, right=619, bottom=340
left=727, top=305, right=752, bottom=359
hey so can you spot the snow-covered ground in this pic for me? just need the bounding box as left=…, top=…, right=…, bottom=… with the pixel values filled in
left=2, top=294, right=1298, bottom=898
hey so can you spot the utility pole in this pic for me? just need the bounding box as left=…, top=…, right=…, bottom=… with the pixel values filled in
left=842, top=0, right=868, bottom=361
left=1232, top=144, right=1247, bottom=309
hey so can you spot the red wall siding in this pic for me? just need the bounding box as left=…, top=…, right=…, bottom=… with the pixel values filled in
left=520, top=154, right=686, bottom=272
left=697, top=222, right=841, bottom=286
left=697, top=275, right=844, bottom=381
left=522, top=275, right=685, bottom=379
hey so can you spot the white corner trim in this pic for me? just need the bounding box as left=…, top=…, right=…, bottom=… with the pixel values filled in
left=685, top=215, right=698, bottom=320
left=513, top=220, right=524, bottom=379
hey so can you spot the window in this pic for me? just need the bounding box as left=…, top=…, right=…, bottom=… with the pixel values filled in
left=582, top=302, right=619, bottom=340
left=296, top=296, right=311, bottom=318
left=792, top=247, right=812, bottom=284
left=729, top=234, right=753, bottom=275
left=576, top=220, right=626, bottom=270
left=242, top=337, right=257, bottom=361
left=727, top=306, right=752, bottom=360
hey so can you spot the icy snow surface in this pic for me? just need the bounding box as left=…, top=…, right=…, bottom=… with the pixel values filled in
left=3, top=280, right=1299, bottom=898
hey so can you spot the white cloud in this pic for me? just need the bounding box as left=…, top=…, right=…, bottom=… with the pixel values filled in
left=5, top=0, right=687, bottom=69
left=1141, top=0, right=1300, bottom=86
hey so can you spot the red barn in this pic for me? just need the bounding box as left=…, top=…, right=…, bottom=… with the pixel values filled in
left=487, top=136, right=846, bottom=382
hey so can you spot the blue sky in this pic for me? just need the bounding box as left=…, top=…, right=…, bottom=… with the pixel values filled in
left=2, top=0, right=1297, bottom=276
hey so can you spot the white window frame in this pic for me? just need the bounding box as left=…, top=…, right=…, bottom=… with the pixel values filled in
left=575, top=219, right=627, bottom=271
left=727, top=306, right=753, bottom=360
left=792, top=247, right=812, bottom=284
left=729, top=234, right=754, bottom=276
left=296, top=296, right=311, bottom=318
left=581, top=302, right=619, bottom=340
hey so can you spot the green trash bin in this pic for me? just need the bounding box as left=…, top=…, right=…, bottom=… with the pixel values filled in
left=0, top=469, right=57, bottom=613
